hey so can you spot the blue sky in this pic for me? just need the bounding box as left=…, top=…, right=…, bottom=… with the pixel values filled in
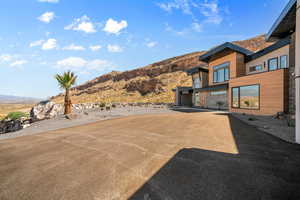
left=0, top=0, right=289, bottom=98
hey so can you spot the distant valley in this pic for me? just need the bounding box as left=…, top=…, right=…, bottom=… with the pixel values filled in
left=0, top=95, right=42, bottom=104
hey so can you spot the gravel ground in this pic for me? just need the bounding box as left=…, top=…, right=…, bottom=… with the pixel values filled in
left=1, top=110, right=300, bottom=200
left=0, top=106, right=174, bottom=140
left=232, top=112, right=295, bottom=143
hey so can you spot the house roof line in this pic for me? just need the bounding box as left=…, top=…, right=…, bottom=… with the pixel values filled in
left=266, top=0, right=296, bottom=41
left=246, top=37, right=291, bottom=62
left=199, top=42, right=253, bottom=63
left=186, top=65, right=208, bottom=75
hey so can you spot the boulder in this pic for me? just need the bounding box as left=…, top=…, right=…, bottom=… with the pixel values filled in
left=0, top=120, right=23, bottom=134
left=30, top=101, right=64, bottom=121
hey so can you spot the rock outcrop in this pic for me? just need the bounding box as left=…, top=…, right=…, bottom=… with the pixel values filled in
left=124, top=78, right=166, bottom=96
left=30, top=101, right=64, bottom=121
left=0, top=117, right=31, bottom=134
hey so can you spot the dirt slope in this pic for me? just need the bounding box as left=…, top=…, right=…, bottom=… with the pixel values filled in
left=52, top=35, right=273, bottom=104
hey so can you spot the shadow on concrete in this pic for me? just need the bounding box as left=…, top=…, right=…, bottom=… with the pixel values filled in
left=129, top=114, right=300, bottom=200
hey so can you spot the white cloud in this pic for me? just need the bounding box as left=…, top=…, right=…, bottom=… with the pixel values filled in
left=165, top=23, right=188, bottom=36
left=42, top=38, right=57, bottom=50
left=86, top=59, right=111, bottom=71
left=191, top=22, right=202, bottom=32
left=107, top=44, right=123, bottom=53
left=30, top=40, right=45, bottom=47
left=200, top=1, right=222, bottom=24
left=57, top=57, right=87, bottom=68
left=146, top=41, right=158, bottom=48
left=38, top=12, right=55, bottom=23
left=0, top=54, right=28, bottom=68
left=10, top=60, right=27, bottom=67
left=56, top=57, right=114, bottom=72
left=38, top=0, right=59, bottom=3
left=103, top=18, right=128, bottom=35
left=65, top=15, right=96, bottom=33
left=63, top=44, right=85, bottom=51
left=89, top=45, right=102, bottom=51
left=158, top=0, right=224, bottom=33
left=157, top=0, right=193, bottom=15
left=0, top=54, right=13, bottom=62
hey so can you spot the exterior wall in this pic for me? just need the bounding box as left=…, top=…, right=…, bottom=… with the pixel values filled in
left=175, top=88, right=180, bottom=106
left=245, top=45, right=290, bottom=75
left=180, top=93, right=193, bottom=106
left=192, top=71, right=209, bottom=89
left=236, top=53, right=246, bottom=77
left=208, top=52, right=245, bottom=86
left=289, top=33, right=296, bottom=114
left=229, top=69, right=289, bottom=115
left=201, top=72, right=209, bottom=88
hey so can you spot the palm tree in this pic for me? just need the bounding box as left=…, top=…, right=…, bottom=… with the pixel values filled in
left=55, top=71, right=77, bottom=115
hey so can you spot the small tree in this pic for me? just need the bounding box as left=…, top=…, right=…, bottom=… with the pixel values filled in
left=55, top=71, right=77, bottom=115
left=244, top=100, right=250, bottom=108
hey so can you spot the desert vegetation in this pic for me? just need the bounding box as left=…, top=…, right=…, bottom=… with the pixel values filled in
left=55, top=71, right=77, bottom=114
left=0, top=104, right=33, bottom=120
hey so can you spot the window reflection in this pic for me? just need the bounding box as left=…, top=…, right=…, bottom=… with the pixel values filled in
left=232, top=85, right=259, bottom=109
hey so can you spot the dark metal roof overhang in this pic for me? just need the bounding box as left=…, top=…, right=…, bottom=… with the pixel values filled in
left=246, top=37, right=291, bottom=62
left=199, top=42, right=253, bottom=63
left=266, top=0, right=296, bottom=42
left=172, top=87, right=193, bottom=93
left=194, top=83, right=228, bottom=92
left=186, top=65, right=208, bottom=75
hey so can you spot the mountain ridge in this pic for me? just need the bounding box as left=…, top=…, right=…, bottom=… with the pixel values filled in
left=52, top=34, right=273, bottom=104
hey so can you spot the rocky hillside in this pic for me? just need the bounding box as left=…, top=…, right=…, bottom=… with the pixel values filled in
left=52, top=35, right=273, bottom=104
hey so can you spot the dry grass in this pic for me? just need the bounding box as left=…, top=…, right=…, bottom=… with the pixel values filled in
left=0, top=104, right=34, bottom=120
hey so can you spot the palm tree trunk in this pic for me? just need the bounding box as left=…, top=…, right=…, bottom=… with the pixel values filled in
left=64, top=89, right=72, bottom=115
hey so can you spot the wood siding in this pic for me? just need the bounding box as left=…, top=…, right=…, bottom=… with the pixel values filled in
left=245, top=45, right=290, bottom=75
left=208, top=52, right=245, bottom=86
left=229, top=69, right=289, bottom=115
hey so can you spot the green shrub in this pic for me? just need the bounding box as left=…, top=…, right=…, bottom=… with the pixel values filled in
left=99, top=102, right=106, bottom=108
left=5, top=112, right=29, bottom=120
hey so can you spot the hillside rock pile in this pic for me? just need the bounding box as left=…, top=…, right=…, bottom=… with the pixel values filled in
left=0, top=117, right=31, bottom=134
left=30, top=101, right=64, bottom=122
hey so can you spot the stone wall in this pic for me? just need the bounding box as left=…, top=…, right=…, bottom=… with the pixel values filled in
left=289, top=33, right=296, bottom=114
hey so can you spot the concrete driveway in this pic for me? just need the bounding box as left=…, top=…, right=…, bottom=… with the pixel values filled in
left=0, top=111, right=300, bottom=200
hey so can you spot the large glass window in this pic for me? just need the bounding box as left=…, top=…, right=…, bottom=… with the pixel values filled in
left=249, top=65, right=262, bottom=73
left=211, top=90, right=227, bottom=96
left=280, top=55, right=288, bottom=69
left=192, top=73, right=201, bottom=89
left=232, top=88, right=239, bottom=108
left=213, top=62, right=229, bottom=83
left=268, top=58, right=278, bottom=71
left=232, top=85, right=259, bottom=109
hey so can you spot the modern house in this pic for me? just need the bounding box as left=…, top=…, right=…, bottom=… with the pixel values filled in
left=175, top=38, right=291, bottom=116
left=174, top=0, right=300, bottom=142
left=264, top=0, right=299, bottom=143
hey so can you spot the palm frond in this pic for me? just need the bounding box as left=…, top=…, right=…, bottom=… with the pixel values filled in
left=54, top=71, right=77, bottom=90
